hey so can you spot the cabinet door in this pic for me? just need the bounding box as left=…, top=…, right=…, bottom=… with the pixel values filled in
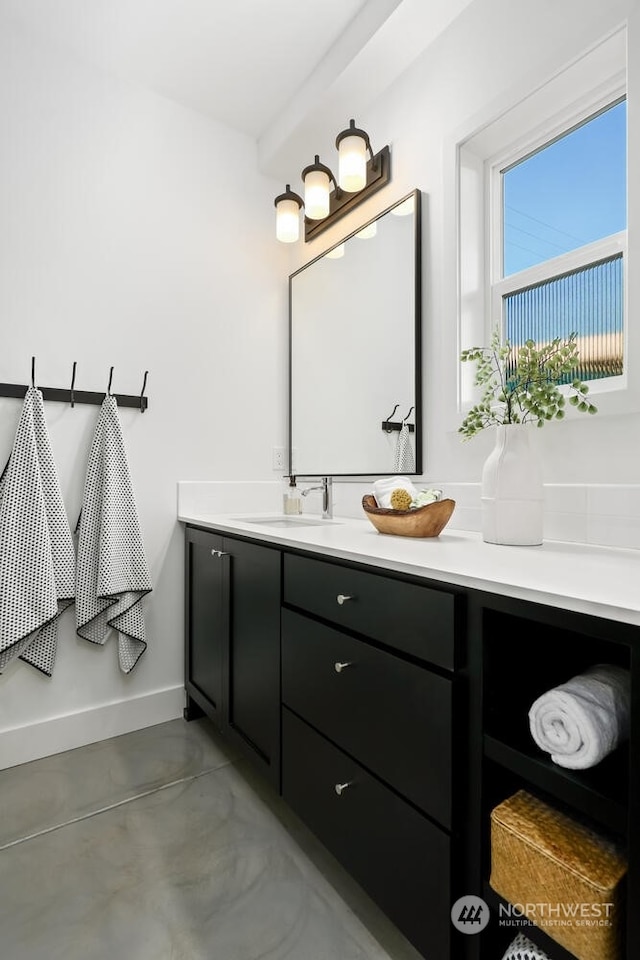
left=185, top=527, right=226, bottom=726
left=224, top=537, right=281, bottom=788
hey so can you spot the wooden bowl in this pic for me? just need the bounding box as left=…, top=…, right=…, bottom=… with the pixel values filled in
left=362, top=493, right=456, bottom=538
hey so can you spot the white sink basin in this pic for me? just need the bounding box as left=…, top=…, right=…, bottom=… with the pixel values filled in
left=232, top=516, right=338, bottom=528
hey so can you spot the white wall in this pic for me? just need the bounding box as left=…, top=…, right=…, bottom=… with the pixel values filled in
left=288, top=0, right=640, bottom=486
left=0, top=18, right=288, bottom=767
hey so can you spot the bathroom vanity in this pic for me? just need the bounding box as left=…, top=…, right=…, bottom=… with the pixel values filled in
left=181, top=512, right=640, bottom=960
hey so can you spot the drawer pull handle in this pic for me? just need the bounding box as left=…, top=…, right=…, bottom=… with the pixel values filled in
left=334, top=661, right=352, bottom=673
left=336, top=594, right=352, bottom=605
left=211, top=549, right=228, bottom=558
left=334, top=781, right=353, bottom=796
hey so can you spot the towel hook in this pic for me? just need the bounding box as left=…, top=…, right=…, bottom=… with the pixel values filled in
left=107, top=366, right=114, bottom=396
left=70, top=361, right=77, bottom=408
left=31, top=356, right=36, bottom=389
left=139, top=370, right=148, bottom=413
left=383, top=403, right=399, bottom=433
left=403, top=406, right=414, bottom=422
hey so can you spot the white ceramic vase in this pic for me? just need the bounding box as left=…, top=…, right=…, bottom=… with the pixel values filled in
left=481, top=424, right=543, bottom=546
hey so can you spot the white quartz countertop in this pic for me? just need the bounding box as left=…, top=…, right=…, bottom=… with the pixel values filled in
left=179, top=510, right=640, bottom=627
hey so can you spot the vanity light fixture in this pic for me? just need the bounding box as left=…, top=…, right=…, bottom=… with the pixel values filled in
left=274, top=184, right=304, bottom=243
left=301, top=156, right=336, bottom=220
left=336, top=119, right=371, bottom=192
left=274, top=119, right=390, bottom=244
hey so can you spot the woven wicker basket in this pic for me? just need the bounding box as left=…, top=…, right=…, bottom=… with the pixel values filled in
left=490, top=791, right=627, bottom=960
left=501, top=933, right=551, bottom=960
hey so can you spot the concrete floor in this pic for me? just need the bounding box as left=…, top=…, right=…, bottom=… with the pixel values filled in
left=0, top=718, right=424, bottom=960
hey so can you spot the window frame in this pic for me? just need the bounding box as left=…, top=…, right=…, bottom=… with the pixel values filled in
left=450, top=29, right=631, bottom=423
left=487, top=89, right=627, bottom=396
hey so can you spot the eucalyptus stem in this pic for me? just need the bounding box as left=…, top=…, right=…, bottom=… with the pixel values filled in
left=459, top=328, right=597, bottom=439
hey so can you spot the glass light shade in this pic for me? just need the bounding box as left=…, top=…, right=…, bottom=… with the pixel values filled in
left=304, top=169, right=331, bottom=219
left=324, top=243, right=345, bottom=259
left=338, top=134, right=367, bottom=192
left=356, top=222, right=377, bottom=240
left=276, top=198, right=300, bottom=243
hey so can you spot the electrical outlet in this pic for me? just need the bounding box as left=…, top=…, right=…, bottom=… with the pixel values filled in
left=272, top=446, right=285, bottom=471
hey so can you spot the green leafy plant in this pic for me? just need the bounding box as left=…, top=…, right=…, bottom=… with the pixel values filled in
left=459, top=328, right=597, bottom=439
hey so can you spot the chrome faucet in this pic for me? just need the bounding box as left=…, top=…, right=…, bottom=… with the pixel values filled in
left=301, top=477, right=333, bottom=519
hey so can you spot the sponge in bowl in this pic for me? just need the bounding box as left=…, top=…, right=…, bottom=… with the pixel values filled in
left=372, top=476, right=417, bottom=509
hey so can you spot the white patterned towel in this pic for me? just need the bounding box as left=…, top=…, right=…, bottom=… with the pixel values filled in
left=393, top=420, right=415, bottom=473
left=0, top=388, right=75, bottom=676
left=76, top=395, right=151, bottom=673
left=528, top=663, right=630, bottom=769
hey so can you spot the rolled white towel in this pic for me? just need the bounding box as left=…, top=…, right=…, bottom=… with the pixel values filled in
left=528, top=664, right=630, bottom=770
left=372, top=476, right=418, bottom=509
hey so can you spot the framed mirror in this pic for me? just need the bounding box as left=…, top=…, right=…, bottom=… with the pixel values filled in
left=289, top=189, right=421, bottom=476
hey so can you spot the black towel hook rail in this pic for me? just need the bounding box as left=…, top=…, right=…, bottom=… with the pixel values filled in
left=381, top=402, right=415, bottom=434
left=0, top=359, right=150, bottom=411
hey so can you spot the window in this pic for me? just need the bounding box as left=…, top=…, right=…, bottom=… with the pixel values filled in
left=455, top=29, right=629, bottom=412
left=493, top=98, right=626, bottom=384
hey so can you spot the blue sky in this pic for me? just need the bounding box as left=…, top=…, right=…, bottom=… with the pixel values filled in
left=503, top=99, right=627, bottom=277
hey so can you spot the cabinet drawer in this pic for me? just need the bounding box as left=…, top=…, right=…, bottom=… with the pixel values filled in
left=282, top=707, right=450, bottom=960
left=282, top=608, right=452, bottom=826
left=283, top=553, right=455, bottom=670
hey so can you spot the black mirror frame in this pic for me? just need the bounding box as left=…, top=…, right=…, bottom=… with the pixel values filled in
left=288, top=188, right=422, bottom=478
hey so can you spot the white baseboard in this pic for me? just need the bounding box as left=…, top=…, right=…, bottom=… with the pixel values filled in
left=0, top=685, right=185, bottom=770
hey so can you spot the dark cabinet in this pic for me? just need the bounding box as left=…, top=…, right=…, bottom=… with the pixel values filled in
left=184, top=526, right=281, bottom=787
left=185, top=527, right=225, bottom=725
left=184, top=522, right=639, bottom=960
left=185, top=523, right=462, bottom=958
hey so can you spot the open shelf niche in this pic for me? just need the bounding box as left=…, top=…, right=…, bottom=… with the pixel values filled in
left=472, top=597, right=635, bottom=960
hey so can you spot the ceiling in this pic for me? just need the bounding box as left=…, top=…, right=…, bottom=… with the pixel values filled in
left=0, top=0, right=393, bottom=135
left=0, top=0, right=475, bottom=175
